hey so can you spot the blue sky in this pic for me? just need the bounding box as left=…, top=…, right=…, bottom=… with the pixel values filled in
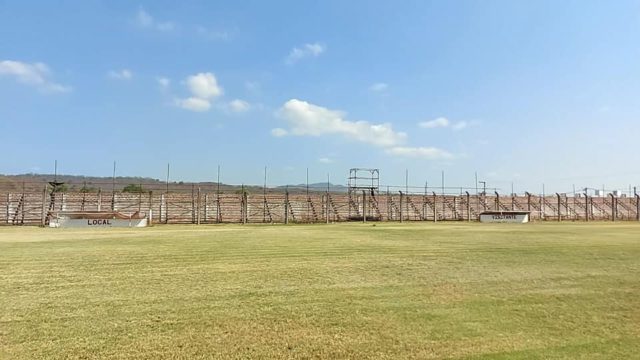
left=1, top=0, right=640, bottom=193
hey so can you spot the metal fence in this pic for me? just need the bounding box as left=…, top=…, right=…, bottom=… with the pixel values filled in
left=2, top=188, right=639, bottom=226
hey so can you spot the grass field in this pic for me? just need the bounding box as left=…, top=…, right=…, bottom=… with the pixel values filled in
left=1, top=222, right=639, bottom=359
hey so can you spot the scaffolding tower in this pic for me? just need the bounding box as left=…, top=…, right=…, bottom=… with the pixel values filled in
left=347, top=168, right=380, bottom=220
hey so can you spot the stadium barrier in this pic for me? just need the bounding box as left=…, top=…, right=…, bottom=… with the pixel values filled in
left=1, top=190, right=639, bottom=225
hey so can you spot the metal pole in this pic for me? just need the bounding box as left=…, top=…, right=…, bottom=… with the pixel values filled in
left=197, top=187, right=201, bottom=225
left=112, top=161, right=116, bottom=194
left=327, top=173, right=330, bottom=193
left=465, top=191, right=471, bottom=222
left=191, top=184, right=196, bottom=224
left=585, top=191, right=589, bottom=222
left=399, top=191, right=403, bottom=223
left=573, top=184, right=578, bottom=220
left=474, top=171, right=478, bottom=195
left=423, top=181, right=428, bottom=220
left=284, top=188, right=289, bottom=225
left=217, top=165, right=221, bottom=195
left=610, top=193, right=615, bottom=222
left=166, top=163, right=170, bottom=193
left=362, top=190, right=367, bottom=223
left=41, top=185, right=47, bottom=226
left=405, top=170, right=409, bottom=218
left=433, top=192, right=437, bottom=222
left=405, top=169, right=408, bottom=194
left=326, top=173, right=330, bottom=224
left=217, top=165, right=221, bottom=223
left=242, top=184, right=246, bottom=224
left=542, top=184, right=545, bottom=220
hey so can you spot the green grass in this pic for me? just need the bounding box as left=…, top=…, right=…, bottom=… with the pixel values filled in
left=1, top=222, right=639, bottom=359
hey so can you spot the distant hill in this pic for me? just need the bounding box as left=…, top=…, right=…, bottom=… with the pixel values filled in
left=0, top=174, right=347, bottom=194
left=277, top=183, right=348, bottom=192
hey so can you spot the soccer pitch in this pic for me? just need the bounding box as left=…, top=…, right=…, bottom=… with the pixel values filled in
left=1, top=223, right=639, bottom=359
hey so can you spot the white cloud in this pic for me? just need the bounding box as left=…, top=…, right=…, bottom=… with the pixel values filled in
left=271, top=128, right=288, bottom=137
left=136, top=8, right=175, bottom=32
left=136, top=8, right=153, bottom=27
left=285, top=43, right=325, bottom=64
left=186, top=72, right=222, bottom=99
left=419, top=117, right=472, bottom=131
left=369, top=82, right=388, bottom=92
left=228, top=99, right=250, bottom=113
left=452, top=121, right=468, bottom=131
left=0, top=60, right=71, bottom=93
left=277, top=99, right=406, bottom=147
left=196, top=26, right=230, bottom=41
left=318, top=157, right=333, bottom=164
left=386, top=146, right=453, bottom=160
left=156, top=76, right=170, bottom=89
left=419, top=117, right=449, bottom=128
left=108, top=69, right=132, bottom=80
left=175, top=97, right=211, bottom=112
left=156, top=21, right=175, bottom=32
left=176, top=72, right=224, bottom=112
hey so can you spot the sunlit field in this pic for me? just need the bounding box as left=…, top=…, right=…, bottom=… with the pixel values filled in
left=1, top=222, right=639, bottom=359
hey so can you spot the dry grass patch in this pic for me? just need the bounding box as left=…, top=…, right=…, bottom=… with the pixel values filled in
left=1, top=222, right=639, bottom=359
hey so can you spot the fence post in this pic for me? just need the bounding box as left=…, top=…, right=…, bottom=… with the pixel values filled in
left=584, top=194, right=589, bottom=222
left=362, top=190, right=367, bottom=223
left=197, top=187, right=201, bottom=225
left=284, top=191, right=289, bottom=224
left=495, top=191, right=500, bottom=211
left=5, top=193, right=10, bottom=224
left=325, top=194, right=330, bottom=224
left=636, top=194, right=640, bottom=221
left=203, top=193, right=208, bottom=223
left=465, top=191, right=471, bottom=222
left=217, top=193, right=222, bottom=223
left=433, top=192, right=437, bottom=222
left=453, top=197, right=457, bottom=220
left=610, top=194, right=615, bottom=222
left=399, top=191, right=403, bottom=223
left=41, top=186, right=47, bottom=226
left=97, top=189, right=102, bottom=211
left=556, top=193, right=561, bottom=222
left=148, top=191, right=154, bottom=226
left=191, top=185, right=196, bottom=224
left=242, top=192, right=247, bottom=224
left=387, top=189, right=391, bottom=221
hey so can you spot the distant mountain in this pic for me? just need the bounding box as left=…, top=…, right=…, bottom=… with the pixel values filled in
left=0, top=174, right=348, bottom=194
left=277, top=183, right=348, bottom=192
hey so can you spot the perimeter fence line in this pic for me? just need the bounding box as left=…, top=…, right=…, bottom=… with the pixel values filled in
left=2, top=186, right=639, bottom=226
